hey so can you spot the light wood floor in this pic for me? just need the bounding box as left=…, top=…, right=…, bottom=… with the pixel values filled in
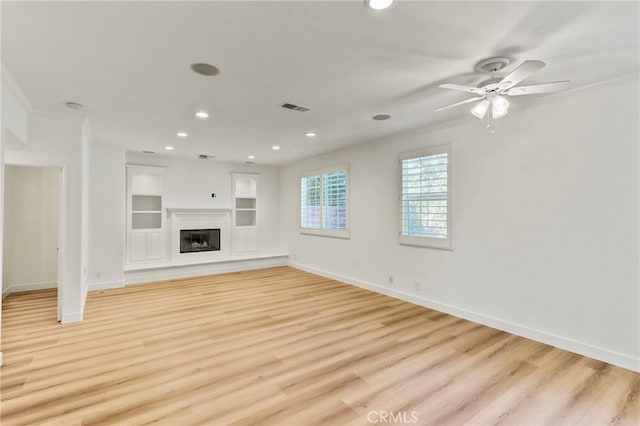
left=1, top=266, right=638, bottom=425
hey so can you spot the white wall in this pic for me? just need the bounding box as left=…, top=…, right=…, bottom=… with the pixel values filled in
left=1, top=67, right=29, bottom=148
left=281, top=74, right=640, bottom=371
left=88, top=143, right=126, bottom=290
left=5, top=112, right=86, bottom=323
left=2, top=166, right=59, bottom=294
left=80, top=119, right=91, bottom=302
left=127, top=153, right=286, bottom=255
left=1, top=69, right=33, bottom=364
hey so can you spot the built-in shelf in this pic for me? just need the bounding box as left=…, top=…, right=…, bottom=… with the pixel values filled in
left=236, top=198, right=256, bottom=209
left=127, top=165, right=166, bottom=263
left=132, top=212, right=162, bottom=229
left=232, top=173, right=259, bottom=254
left=132, top=195, right=162, bottom=212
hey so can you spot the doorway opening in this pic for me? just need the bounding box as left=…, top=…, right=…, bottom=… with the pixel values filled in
left=2, top=165, right=64, bottom=321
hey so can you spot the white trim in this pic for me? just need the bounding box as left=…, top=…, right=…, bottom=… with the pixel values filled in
left=0, top=352, right=3, bottom=367
left=5, top=281, right=57, bottom=294
left=62, top=311, right=83, bottom=324
left=290, top=262, right=640, bottom=373
left=88, top=280, right=125, bottom=292
left=125, top=254, right=288, bottom=285
left=166, top=208, right=232, bottom=215
left=2, top=287, right=11, bottom=299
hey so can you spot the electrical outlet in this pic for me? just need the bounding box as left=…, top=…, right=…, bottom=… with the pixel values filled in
left=388, top=275, right=394, bottom=285
left=414, top=282, right=421, bottom=291
left=211, top=193, right=216, bottom=198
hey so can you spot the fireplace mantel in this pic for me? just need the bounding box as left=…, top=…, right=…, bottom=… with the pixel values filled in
left=167, top=208, right=232, bottom=262
left=166, top=207, right=232, bottom=216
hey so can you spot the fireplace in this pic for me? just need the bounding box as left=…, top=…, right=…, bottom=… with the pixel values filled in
left=180, top=229, right=220, bottom=253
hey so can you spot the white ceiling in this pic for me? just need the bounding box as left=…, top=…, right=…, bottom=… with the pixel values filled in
left=2, top=1, right=638, bottom=165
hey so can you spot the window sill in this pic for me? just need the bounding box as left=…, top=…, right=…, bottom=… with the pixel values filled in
left=399, top=235, right=451, bottom=250
left=300, top=229, right=350, bottom=240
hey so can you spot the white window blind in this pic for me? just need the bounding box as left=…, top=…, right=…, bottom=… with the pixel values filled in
left=301, top=175, right=321, bottom=229
left=400, top=144, right=451, bottom=249
left=323, top=171, right=347, bottom=231
left=300, top=166, right=349, bottom=238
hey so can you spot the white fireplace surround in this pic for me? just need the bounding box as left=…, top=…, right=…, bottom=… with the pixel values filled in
left=167, top=208, right=232, bottom=262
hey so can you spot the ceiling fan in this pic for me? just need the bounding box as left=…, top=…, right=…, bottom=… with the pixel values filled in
left=435, top=57, right=569, bottom=130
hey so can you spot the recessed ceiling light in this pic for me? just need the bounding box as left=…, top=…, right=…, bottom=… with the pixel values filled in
left=272, top=145, right=281, bottom=151
left=305, top=132, right=317, bottom=138
left=190, top=63, right=220, bottom=76
left=248, top=155, right=256, bottom=160
left=177, top=131, right=188, bottom=138
left=365, top=0, right=394, bottom=10
left=372, top=114, right=391, bottom=121
left=195, top=111, right=209, bottom=119
left=165, top=145, right=174, bottom=151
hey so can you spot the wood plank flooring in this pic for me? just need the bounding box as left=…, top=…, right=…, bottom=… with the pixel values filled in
left=1, top=266, right=638, bottom=425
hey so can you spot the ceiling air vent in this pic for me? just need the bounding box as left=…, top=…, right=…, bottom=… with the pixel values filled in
left=198, top=154, right=215, bottom=159
left=279, top=102, right=310, bottom=112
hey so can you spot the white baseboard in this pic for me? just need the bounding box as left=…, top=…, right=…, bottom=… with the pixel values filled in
left=2, top=286, right=11, bottom=299
left=3, top=281, right=57, bottom=296
left=0, top=352, right=3, bottom=367
left=88, top=280, right=125, bottom=292
left=125, top=255, right=288, bottom=285
left=62, top=311, right=83, bottom=324
left=290, top=262, right=640, bottom=373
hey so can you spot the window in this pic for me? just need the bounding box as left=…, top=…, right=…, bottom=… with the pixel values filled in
left=300, top=166, right=349, bottom=238
left=400, top=144, right=451, bottom=249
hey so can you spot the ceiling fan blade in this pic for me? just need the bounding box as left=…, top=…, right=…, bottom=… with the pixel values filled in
left=498, top=60, right=546, bottom=90
left=439, top=83, right=486, bottom=95
left=434, top=96, right=485, bottom=112
left=506, top=80, right=570, bottom=96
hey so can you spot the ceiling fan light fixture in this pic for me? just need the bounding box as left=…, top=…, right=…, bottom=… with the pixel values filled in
left=470, top=99, right=490, bottom=119
left=365, top=0, right=394, bottom=10
left=492, top=95, right=510, bottom=118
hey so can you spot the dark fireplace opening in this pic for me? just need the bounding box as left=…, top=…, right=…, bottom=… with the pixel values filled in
left=180, top=229, right=220, bottom=253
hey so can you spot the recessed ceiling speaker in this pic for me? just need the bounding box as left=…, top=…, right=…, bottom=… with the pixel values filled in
left=190, top=63, right=220, bottom=76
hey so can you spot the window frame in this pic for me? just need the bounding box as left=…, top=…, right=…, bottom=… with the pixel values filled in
left=300, top=164, right=350, bottom=239
left=399, top=144, right=452, bottom=250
